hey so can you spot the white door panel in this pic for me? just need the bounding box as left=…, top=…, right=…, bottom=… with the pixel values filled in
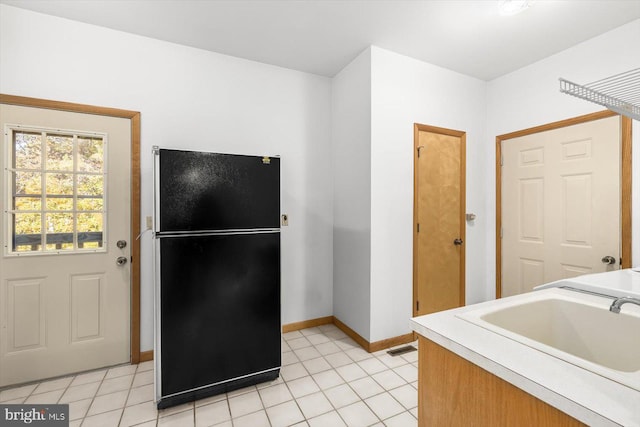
left=502, top=116, right=620, bottom=296
left=0, top=104, right=130, bottom=386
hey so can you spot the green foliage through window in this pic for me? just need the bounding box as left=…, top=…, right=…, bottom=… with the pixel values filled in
left=8, top=128, right=106, bottom=254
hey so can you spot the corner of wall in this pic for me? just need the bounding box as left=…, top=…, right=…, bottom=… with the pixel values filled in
left=330, top=46, right=373, bottom=341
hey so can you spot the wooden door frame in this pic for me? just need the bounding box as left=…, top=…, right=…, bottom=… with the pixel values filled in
left=0, top=93, right=142, bottom=364
left=496, top=110, right=632, bottom=298
left=413, top=123, right=466, bottom=317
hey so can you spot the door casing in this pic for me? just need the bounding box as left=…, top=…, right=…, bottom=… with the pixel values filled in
left=495, top=110, right=632, bottom=298
left=0, top=93, right=142, bottom=363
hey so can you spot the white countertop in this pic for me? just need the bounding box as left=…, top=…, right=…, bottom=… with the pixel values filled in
left=536, top=268, right=640, bottom=298
left=411, top=281, right=640, bottom=427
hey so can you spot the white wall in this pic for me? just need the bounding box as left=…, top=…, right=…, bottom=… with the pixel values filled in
left=331, top=48, right=372, bottom=340
left=486, top=19, right=640, bottom=294
left=2, top=3, right=638, bottom=352
left=0, top=4, right=334, bottom=351
left=369, top=47, right=487, bottom=342
left=331, top=47, right=488, bottom=343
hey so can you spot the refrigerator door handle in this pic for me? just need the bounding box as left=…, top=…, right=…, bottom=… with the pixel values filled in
left=155, top=228, right=280, bottom=238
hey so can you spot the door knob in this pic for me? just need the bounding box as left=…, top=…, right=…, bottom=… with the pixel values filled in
left=116, top=256, right=128, bottom=266
left=116, top=240, right=127, bottom=249
left=453, top=238, right=463, bottom=245
left=601, top=256, right=616, bottom=265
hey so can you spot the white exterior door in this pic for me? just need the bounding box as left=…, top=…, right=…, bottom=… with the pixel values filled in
left=0, top=104, right=131, bottom=387
left=501, top=116, right=620, bottom=297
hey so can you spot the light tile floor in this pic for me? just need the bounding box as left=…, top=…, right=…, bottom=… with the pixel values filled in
left=0, top=324, right=418, bottom=426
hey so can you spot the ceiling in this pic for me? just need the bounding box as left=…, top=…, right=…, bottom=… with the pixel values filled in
left=2, top=0, right=640, bottom=80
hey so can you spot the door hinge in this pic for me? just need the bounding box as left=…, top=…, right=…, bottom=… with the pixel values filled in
left=417, top=223, right=420, bottom=232
left=416, top=301, right=419, bottom=311
left=417, top=146, right=424, bottom=158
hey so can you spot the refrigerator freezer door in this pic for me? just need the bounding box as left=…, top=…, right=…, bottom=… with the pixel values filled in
left=159, top=232, right=281, bottom=398
left=158, top=150, right=280, bottom=232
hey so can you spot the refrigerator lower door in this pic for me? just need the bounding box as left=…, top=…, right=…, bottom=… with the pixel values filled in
left=156, top=232, right=281, bottom=408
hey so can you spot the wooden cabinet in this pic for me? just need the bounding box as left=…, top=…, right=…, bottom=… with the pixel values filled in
left=418, top=336, right=585, bottom=426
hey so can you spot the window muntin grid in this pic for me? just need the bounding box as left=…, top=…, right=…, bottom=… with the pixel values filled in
left=5, top=126, right=107, bottom=255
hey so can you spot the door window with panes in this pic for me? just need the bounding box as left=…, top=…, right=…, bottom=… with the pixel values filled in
left=5, top=126, right=106, bottom=255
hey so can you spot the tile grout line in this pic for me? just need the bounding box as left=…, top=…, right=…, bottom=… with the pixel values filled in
left=80, top=362, right=143, bottom=426
left=289, top=329, right=375, bottom=427
left=318, top=331, right=417, bottom=426
left=288, top=330, right=339, bottom=421
left=254, top=375, right=274, bottom=427
left=81, top=368, right=115, bottom=426
left=3, top=330, right=417, bottom=427
left=117, top=367, right=136, bottom=427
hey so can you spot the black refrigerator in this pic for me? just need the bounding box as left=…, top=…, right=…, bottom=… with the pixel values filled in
left=153, top=148, right=281, bottom=409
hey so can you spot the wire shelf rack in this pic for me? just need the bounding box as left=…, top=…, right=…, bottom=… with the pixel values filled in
left=559, top=68, right=640, bottom=121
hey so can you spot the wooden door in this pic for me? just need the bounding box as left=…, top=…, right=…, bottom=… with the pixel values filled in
left=0, top=103, right=132, bottom=386
left=414, top=124, right=465, bottom=316
left=501, top=116, right=621, bottom=296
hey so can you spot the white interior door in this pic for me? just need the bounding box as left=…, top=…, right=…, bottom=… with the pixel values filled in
left=501, top=116, right=620, bottom=296
left=0, top=104, right=131, bottom=387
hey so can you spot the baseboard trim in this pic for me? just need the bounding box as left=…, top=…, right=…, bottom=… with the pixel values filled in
left=282, top=316, right=333, bottom=333
left=139, top=350, right=154, bottom=362
left=141, top=316, right=412, bottom=362
left=332, top=316, right=371, bottom=351
left=369, top=333, right=416, bottom=353
left=332, top=316, right=415, bottom=353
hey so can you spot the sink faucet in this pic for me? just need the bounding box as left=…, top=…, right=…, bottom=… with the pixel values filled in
left=609, top=297, right=640, bottom=313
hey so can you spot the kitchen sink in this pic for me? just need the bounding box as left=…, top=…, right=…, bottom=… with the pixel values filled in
left=457, top=289, right=640, bottom=391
